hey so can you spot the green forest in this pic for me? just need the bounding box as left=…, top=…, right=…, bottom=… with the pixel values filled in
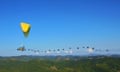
left=0, top=56, right=120, bottom=72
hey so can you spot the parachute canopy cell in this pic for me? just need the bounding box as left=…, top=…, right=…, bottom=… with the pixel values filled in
left=20, top=22, right=31, bottom=37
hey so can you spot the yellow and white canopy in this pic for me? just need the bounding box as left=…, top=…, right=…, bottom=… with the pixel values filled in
left=20, top=22, right=31, bottom=37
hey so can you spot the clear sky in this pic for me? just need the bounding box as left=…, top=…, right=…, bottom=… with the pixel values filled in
left=0, top=0, right=120, bottom=56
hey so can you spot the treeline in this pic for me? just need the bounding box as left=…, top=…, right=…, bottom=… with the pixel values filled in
left=0, top=57, right=120, bottom=72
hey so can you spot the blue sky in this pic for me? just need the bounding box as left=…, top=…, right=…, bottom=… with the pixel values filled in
left=0, top=0, right=120, bottom=56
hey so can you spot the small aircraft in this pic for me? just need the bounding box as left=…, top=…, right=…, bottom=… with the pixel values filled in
left=17, top=22, right=31, bottom=52
left=17, top=46, right=26, bottom=51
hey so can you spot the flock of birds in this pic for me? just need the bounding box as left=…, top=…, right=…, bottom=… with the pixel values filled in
left=17, top=46, right=110, bottom=56
left=18, top=22, right=111, bottom=56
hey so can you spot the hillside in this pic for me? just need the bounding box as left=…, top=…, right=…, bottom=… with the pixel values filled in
left=0, top=56, right=120, bottom=72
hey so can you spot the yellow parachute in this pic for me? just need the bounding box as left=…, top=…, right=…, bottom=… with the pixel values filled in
left=20, top=22, right=31, bottom=37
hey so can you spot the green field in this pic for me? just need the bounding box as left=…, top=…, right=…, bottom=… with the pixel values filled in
left=0, top=56, right=120, bottom=72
